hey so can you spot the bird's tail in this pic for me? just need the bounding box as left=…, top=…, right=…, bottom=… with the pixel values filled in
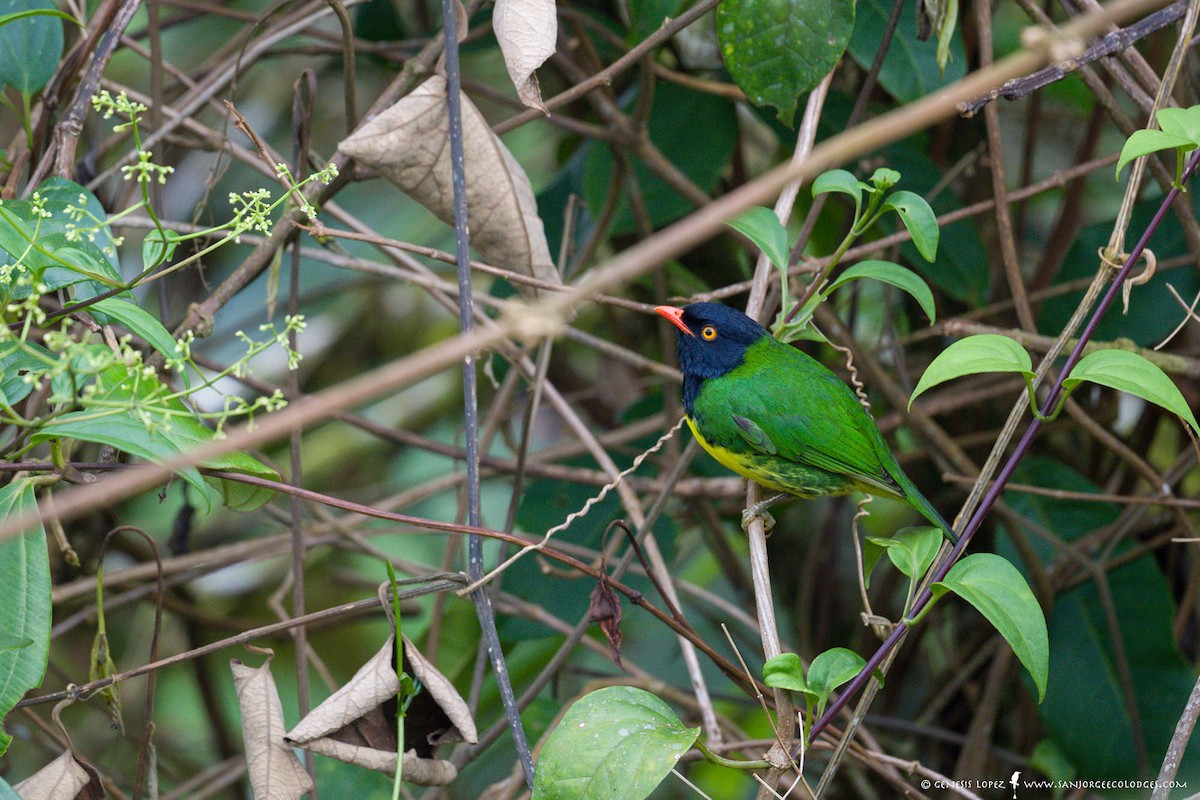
left=906, top=483, right=958, bottom=545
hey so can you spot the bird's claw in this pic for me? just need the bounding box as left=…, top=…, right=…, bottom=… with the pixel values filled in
left=741, top=505, right=775, bottom=533
left=742, top=494, right=786, bottom=534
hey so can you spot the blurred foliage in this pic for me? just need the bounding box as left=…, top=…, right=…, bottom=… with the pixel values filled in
left=0, top=0, right=1198, bottom=796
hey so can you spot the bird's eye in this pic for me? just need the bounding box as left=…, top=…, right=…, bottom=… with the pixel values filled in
left=701, top=326, right=717, bottom=340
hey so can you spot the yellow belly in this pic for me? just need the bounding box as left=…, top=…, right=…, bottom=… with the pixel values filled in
left=686, top=416, right=794, bottom=494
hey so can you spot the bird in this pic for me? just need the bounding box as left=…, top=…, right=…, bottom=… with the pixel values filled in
left=656, top=302, right=957, bottom=543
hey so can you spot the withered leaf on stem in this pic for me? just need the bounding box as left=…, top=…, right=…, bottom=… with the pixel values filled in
left=13, top=750, right=104, bottom=800
left=338, top=76, right=559, bottom=302
left=284, top=635, right=476, bottom=785
left=493, top=0, right=556, bottom=111
left=230, top=656, right=315, bottom=800
left=589, top=558, right=625, bottom=670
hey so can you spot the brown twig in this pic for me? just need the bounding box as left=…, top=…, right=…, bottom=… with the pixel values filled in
left=958, top=0, right=1185, bottom=115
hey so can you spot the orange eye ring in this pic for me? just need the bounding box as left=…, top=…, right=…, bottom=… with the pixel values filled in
left=701, top=326, right=717, bottom=340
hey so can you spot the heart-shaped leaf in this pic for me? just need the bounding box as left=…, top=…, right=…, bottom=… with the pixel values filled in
left=717, top=0, right=854, bottom=125
left=0, top=0, right=65, bottom=94
left=931, top=553, right=1048, bottom=702
left=1063, top=349, right=1199, bottom=436
left=867, top=525, right=942, bottom=580
left=763, top=652, right=807, bottom=692
left=727, top=207, right=789, bottom=272
left=806, top=648, right=867, bottom=717
left=910, top=334, right=1033, bottom=409
left=532, top=686, right=699, bottom=800
left=881, top=190, right=939, bottom=262
left=812, top=169, right=863, bottom=216
left=827, top=260, right=936, bottom=323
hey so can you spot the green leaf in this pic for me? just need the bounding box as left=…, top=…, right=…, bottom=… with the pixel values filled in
left=0, top=479, right=51, bottom=757
left=39, top=241, right=123, bottom=295
left=32, top=365, right=280, bottom=513
left=1063, top=349, right=1200, bottom=436
left=0, top=7, right=78, bottom=26
left=91, top=297, right=182, bottom=369
left=881, top=190, right=939, bottom=262
left=1115, top=129, right=1195, bottom=180
left=806, top=648, right=866, bottom=717
left=531, top=686, right=699, bottom=800
left=198, top=449, right=280, bottom=512
left=827, top=260, right=937, bottom=323
left=0, top=0, right=64, bottom=94
left=0, top=636, right=34, bottom=654
left=910, top=334, right=1033, bottom=409
left=762, top=652, right=807, bottom=692
left=0, top=189, right=125, bottom=302
left=0, top=340, right=52, bottom=406
left=1155, top=105, right=1200, bottom=143
left=930, top=553, right=1048, bottom=702
left=1043, top=555, right=1194, bottom=778
left=0, top=202, right=61, bottom=284
left=868, top=167, right=900, bottom=190
left=32, top=410, right=220, bottom=512
left=867, top=526, right=942, bottom=580
left=717, top=0, right=854, bottom=125
left=35, top=177, right=120, bottom=272
left=811, top=169, right=863, bottom=216
left=142, top=228, right=181, bottom=271
left=861, top=536, right=888, bottom=590
left=147, top=409, right=280, bottom=513
left=726, top=207, right=789, bottom=271
left=847, top=0, right=965, bottom=103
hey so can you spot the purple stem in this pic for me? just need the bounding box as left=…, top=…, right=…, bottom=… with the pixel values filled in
left=806, top=146, right=1200, bottom=745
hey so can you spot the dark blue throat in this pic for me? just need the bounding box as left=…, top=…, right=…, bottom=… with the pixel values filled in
left=682, top=374, right=703, bottom=417
left=677, top=337, right=748, bottom=417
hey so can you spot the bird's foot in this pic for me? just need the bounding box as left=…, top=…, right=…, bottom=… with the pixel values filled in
left=741, top=507, right=775, bottom=534
left=741, top=493, right=788, bottom=534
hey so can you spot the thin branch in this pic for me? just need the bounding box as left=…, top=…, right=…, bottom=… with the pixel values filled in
left=958, top=0, right=1186, bottom=115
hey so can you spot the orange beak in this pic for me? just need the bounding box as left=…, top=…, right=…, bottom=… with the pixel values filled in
left=655, top=305, right=693, bottom=336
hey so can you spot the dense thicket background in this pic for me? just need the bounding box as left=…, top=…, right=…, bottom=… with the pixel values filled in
left=2, top=0, right=1200, bottom=796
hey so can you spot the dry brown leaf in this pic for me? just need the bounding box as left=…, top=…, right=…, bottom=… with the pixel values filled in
left=588, top=567, right=624, bottom=669
left=338, top=76, right=559, bottom=302
left=404, top=634, right=477, bottom=746
left=493, top=0, right=556, bottom=110
left=230, top=656, right=315, bottom=800
left=294, top=739, right=457, bottom=784
left=13, top=751, right=92, bottom=800
left=283, top=635, right=474, bottom=786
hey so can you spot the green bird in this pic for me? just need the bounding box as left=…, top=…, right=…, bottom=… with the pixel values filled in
left=657, top=302, right=956, bottom=543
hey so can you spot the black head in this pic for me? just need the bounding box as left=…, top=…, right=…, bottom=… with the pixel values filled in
left=656, top=302, right=768, bottom=412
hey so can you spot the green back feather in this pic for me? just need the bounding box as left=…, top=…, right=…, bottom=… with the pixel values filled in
left=693, top=336, right=905, bottom=496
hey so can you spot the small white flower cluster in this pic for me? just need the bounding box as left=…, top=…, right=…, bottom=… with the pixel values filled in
left=122, top=149, right=174, bottom=186
left=228, top=188, right=274, bottom=242
left=91, top=90, right=147, bottom=133
left=273, top=161, right=340, bottom=223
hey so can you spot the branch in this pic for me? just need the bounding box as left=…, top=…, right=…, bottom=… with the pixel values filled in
left=959, top=0, right=1186, bottom=116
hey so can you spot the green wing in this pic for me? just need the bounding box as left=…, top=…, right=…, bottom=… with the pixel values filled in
left=724, top=339, right=904, bottom=496
left=733, top=415, right=778, bottom=455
